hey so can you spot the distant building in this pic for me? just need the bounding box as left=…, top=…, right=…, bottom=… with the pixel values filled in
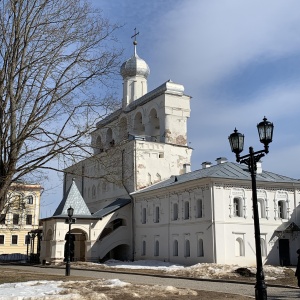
left=0, top=181, right=42, bottom=259
left=40, top=37, right=300, bottom=266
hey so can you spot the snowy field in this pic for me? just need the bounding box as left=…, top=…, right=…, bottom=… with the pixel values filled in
left=0, top=260, right=293, bottom=299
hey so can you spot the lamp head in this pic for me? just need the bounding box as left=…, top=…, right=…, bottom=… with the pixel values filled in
left=228, top=128, right=244, bottom=161
left=67, top=206, right=74, bottom=218
left=257, top=116, right=274, bottom=153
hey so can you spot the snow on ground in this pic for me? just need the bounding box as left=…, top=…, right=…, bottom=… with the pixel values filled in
left=0, top=260, right=292, bottom=299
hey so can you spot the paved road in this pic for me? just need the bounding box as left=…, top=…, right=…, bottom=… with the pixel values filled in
left=1, top=264, right=299, bottom=299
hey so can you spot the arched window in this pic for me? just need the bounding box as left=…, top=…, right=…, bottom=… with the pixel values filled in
left=149, top=108, right=160, bottom=142
left=257, top=199, right=266, bottom=218
left=260, top=238, right=267, bottom=257
left=133, top=112, right=145, bottom=136
left=142, top=208, right=146, bottom=224
left=185, top=240, right=190, bottom=257
left=278, top=201, right=287, bottom=219
left=95, top=135, right=103, bottom=154
left=173, top=240, right=178, bottom=256
left=155, top=240, right=159, bottom=256
left=235, top=237, right=245, bottom=256
left=155, top=206, right=159, bottom=223
left=196, top=199, right=203, bottom=218
left=106, top=128, right=113, bottom=148
left=197, top=239, right=204, bottom=257
left=142, top=241, right=146, bottom=256
left=184, top=201, right=190, bottom=220
left=173, top=203, right=178, bottom=220
left=233, top=197, right=243, bottom=217
left=119, top=117, right=128, bottom=142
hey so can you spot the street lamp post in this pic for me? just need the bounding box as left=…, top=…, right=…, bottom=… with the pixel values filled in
left=65, top=206, right=74, bottom=276
left=228, top=117, right=274, bottom=300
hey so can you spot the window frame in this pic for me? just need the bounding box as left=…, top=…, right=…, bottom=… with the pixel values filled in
left=11, top=235, right=18, bottom=245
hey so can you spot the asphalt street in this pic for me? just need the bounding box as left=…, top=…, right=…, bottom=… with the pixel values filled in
left=1, top=264, right=299, bottom=299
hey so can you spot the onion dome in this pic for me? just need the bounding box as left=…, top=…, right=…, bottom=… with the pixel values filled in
left=120, top=41, right=150, bottom=79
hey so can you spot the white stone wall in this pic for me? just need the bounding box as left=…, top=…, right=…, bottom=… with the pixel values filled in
left=133, top=177, right=300, bottom=266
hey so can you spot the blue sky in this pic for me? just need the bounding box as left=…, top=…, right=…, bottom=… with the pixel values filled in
left=41, top=0, right=300, bottom=217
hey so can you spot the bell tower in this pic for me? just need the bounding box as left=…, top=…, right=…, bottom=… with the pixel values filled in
left=120, top=29, right=150, bottom=108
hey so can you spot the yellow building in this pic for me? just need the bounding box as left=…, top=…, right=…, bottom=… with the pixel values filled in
left=0, top=181, right=42, bottom=259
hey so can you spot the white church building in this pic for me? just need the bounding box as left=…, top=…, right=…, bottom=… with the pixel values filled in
left=40, top=38, right=300, bottom=267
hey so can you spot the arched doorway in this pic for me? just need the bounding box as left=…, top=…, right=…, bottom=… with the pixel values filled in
left=65, top=228, right=87, bottom=262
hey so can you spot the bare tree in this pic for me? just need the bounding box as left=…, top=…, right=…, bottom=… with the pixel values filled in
left=0, top=0, right=122, bottom=211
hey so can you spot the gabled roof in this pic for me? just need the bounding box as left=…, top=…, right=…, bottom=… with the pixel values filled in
left=132, top=162, right=299, bottom=195
left=53, top=179, right=91, bottom=217
left=275, top=221, right=300, bottom=232
left=93, top=198, right=131, bottom=218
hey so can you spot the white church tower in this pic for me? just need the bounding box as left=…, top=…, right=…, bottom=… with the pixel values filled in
left=64, top=32, right=192, bottom=212
left=120, top=32, right=150, bottom=108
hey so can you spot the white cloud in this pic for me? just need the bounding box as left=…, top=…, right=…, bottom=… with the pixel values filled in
left=152, top=0, right=300, bottom=89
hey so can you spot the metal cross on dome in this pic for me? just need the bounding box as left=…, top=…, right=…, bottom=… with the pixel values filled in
left=131, top=27, right=139, bottom=44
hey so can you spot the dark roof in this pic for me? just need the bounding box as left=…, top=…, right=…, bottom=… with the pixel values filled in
left=132, top=162, right=299, bottom=195
left=93, top=198, right=131, bottom=218
left=276, top=222, right=300, bottom=232
left=53, top=180, right=91, bottom=217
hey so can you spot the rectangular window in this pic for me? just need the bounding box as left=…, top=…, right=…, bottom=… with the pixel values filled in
left=11, top=235, right=18, bottom=245
left=0, top=214, right=6, bottom=224
left=154, top=206, right=159, bottom=223
left=0, top=235, right=4, bottom=244
left=142, top=208, right=146, bottom=224
left=13, top=214, right=19, bottom=225
left=27, top=196, right=33, bottom=204
left=26, top=215, right=32, bottom=225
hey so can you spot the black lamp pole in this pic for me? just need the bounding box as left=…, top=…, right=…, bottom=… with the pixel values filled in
left=65, top=206, right=74, bottom=276
left=228, top=117, right=274, bottom=300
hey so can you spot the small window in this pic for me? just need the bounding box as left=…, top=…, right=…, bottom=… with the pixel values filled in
left=257, top=199, right=266, bottom=219
left=154, top=240, right=159, bottom=256
left=155, top=206, right=159, bottom=223
left=184, top=201, right=190, bottom=220
left=0, top=235, right=4, bottom=244
left=173, top=240, right=178, bottom=256
left=173, top=203, right=178, bottom=220
left=0, top=214, right=6, bottom=224
left=233, top=198, right=243, bottom=217
left=142, top=208, right=146, bottom=224
left=185, top=240, right=190, bottom=257
left=196, top=199, right=203, bottom=218
left=11, top=235, right=18, bottom=245
left=13, top=214, right=19, bottom=225
left=278, top=201, right=287, bottom=219
left=142, top=241, right=146, bottom=256
left=26, top=215, right=32, bottom=225
left=27, top=195, right=33, bottom=204
left=197, top=239, right=204, bottom=257
left=235, top=237, right=245, bottom=257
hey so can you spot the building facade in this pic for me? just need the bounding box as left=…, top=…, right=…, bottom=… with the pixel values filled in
left=0, top=181, right=42, bottom=258
left=41, top=38, right=300, bottom=266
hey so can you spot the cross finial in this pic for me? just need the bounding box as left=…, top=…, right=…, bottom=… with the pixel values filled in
left=131, top=27, right=139, bottom=45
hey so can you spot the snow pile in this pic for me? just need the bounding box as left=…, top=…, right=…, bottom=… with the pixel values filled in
left=0, top=280, right=65, bottom=300
left=103, top=259, right=185, bottom=271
